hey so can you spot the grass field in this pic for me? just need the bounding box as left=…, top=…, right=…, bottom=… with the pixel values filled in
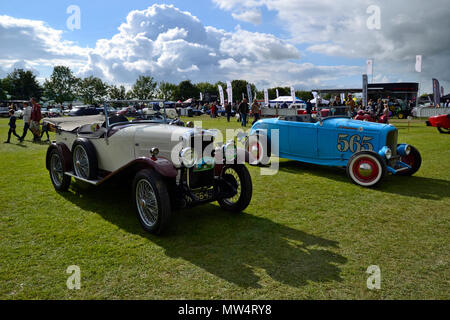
left=0, top=115, right=449, bottom=299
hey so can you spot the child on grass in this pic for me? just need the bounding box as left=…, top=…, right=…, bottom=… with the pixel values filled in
left=4, top=109, right=21, bottom=143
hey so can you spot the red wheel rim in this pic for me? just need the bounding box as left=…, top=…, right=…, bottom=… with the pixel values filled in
left=401, top=154, right=415, bottom=168
left=352, top=157, right=379, bottom=183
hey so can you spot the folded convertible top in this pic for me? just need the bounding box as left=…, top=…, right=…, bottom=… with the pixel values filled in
left=44, top=115, right=105, bottom=132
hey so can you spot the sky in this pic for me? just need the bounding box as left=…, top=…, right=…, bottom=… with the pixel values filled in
left=0, top=0, right=449, bottom=93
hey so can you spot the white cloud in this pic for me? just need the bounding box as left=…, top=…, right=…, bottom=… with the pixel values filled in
left=232, top=10, right=262, bottom=25
left=0, top=15, right=88, bottom=65
left=78, top=4, right=306, bottom=87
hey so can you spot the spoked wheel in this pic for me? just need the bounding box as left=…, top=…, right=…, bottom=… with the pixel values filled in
left=72, top=139, right=98, bottom=180
left=49, top=149, right=71, bottom=191
left=437, top=127, right=450, bottom=134
left=133, top=169, right=171, bottom=234
left=246, top=134, right=270, bottom=165
left=218, top=164, right=252, bottom=212
left=398, top=145, right=422, bottom=176
left=346, top=151, right=386, bottom=187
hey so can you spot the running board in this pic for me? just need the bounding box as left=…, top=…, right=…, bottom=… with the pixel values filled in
left=65, top=171, right=102, bottom=185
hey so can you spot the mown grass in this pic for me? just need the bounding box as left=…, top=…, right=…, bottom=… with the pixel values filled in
left=0, top=115, right=448, bottom=299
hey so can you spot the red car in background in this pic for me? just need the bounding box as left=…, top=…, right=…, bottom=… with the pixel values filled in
left=426, top=114, right=450, bottom=134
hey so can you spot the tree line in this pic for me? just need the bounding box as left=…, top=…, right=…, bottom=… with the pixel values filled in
left=0, top=66, right=314, bottom=105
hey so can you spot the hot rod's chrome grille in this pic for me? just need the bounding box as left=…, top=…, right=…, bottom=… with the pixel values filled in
left=386, top=129, right=398, bottom=157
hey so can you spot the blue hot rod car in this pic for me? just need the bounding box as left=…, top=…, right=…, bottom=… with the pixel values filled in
left=246, top=114, right=422, bottom=187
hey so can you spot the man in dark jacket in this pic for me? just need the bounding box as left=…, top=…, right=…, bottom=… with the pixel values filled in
left=225, top=102, right=232, bottom=122
left=238, top=99, right=249, bottom=127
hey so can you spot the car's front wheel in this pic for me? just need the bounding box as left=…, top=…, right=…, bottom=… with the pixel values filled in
left=398, top=145, right=422, bottom=176
left=133, top=169, right=171, bottom=234
left=218, top=164, right=253, bottom=212
left=49, top=149, right=71, bottom=191
left=346, top=151, right=386, bottom=187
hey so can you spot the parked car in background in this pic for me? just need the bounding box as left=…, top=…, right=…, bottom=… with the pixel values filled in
left=246, top=113, right=422, bottom=187
left=48, top=108, right=63, bottom=117
left=41, top=107, right=50, bottom=118
left=96, top=106, right=116, bottom=114
left=0, top=106, right=10, bottom=118
left=426, top=113, right=450, bottom=134
left=14, top=109, right=24, bottom=119
left=68, top=106, right=100, bottom=117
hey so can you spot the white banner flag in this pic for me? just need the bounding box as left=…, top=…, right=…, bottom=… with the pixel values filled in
left=366, top=59, right=374, bottom=75
left=276, top=89, right=279, bottom=98
left=218, top=85, right=225, bottom=107
left=415, top=55, right=422, bottom=73
left=340, top=93, right=345, bottom=104
left=246, top=84, right=253, bottom=105
left=200, top=92, right=203, bottom=101
left=264, top=88, right=269, bottom=106
left=290, top=86, right=296, bottom=104
left=226, top=81, right=232, bottom=104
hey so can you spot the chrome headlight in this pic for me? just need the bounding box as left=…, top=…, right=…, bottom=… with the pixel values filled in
left=385, top=147, right=392, bottom=160
left=224, top=141, right=236, bottom=162
left=180, top=147, right=197, bottom=168
left=405, top=145, right=411, bottom=156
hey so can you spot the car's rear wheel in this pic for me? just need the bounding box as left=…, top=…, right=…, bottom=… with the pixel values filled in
left=398, top=145, right=422, bottom=176
left=218, top=164, right=252, bottom=212
left=49, top=149, right=71, bottom=191
left=133, top=169, right=171, bottom=234
left=346, top=151, right=386, bottom=187
left=72, top=139, right=98, bottom=180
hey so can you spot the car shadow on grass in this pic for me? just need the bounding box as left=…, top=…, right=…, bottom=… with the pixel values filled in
left=62, top=181, right=347, bottom=289
left=278, top=160, right=450, bottom=200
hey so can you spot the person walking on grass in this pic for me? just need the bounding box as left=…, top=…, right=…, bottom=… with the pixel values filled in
left=225, top=101, right=232, bottom=122
left=4, top=109, right=21, bottom=143
left=238, top=98, right=249, bottom=127
left=40, top=120, right=50, bottom=143
left=19, top=102, right=32, bottom=142
left=251, top=100, right=261, bottom=125
left=30, top=98, right=42, bottom=143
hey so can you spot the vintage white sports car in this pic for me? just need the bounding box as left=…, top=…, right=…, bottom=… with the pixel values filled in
left=45, top=102, right=253, bottom=234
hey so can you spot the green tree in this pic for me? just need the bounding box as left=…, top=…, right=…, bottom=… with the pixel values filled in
left=3, top=69, right=42, bottom=100
left=108, top=85, right=128, bottom=100
left=296, top=90, right=313, bottom=101
left=231, top=80, right=256, bottom=103
left=43, top=66, right=78, bottom=103
left=177, top=80, right=199, bottom=101
left=131, top=76, right=157, bottom=100
left=267, top=87, right=290, bottom=100
left=157, top=81, right=178, bottom=101
left=76, top=76, right=108, bottom=105
left=195, top=82, right=216, bottom=97
left=0, top=81, right=7, bottom=100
